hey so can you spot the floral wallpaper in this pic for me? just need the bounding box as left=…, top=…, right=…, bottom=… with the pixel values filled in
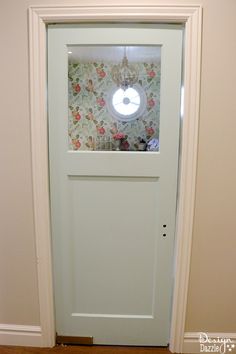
left=68, top=59, right=161, bottom=151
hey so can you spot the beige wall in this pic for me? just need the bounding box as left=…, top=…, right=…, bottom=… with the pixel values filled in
left=0, top=0, right=236, bottom=333
left=185, top=0, right=236, bottom=331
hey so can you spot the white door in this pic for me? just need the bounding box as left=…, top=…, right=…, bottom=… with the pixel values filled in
left=48, top=24, right=182, bottom=346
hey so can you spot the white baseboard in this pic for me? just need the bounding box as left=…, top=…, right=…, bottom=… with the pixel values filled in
left=0, top=324, right=42, bottom=347
left=1, top=327, right=236, bottom=351
left=183, top=332, right=236, bottom=353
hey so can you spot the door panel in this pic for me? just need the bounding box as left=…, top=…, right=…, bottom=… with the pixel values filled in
left=69, top=177, right=158, bottom=316
left=48, top=24, right=183, bottom=345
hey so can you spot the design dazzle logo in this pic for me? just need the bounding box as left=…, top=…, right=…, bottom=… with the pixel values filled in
left=199, top=333, right=235, bottom=353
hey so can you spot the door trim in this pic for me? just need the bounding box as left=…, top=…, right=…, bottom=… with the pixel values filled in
left=28, top=4, right=202, bottom=352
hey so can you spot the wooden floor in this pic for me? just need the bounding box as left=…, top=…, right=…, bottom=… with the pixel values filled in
left=0, top=346, right=171, bottom=354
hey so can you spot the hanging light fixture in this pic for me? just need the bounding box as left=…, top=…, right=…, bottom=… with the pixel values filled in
left=111, top=47, right=139, bottom=90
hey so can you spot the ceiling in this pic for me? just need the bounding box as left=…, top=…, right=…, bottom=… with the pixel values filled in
left=68, top=46, right=161, bottom=63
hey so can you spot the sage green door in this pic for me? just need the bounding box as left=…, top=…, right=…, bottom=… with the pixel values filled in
left=48, top=24, right=182, bottom=346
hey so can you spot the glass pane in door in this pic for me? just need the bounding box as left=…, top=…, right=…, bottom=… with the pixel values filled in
left=68, top=46, right=161, bottom=152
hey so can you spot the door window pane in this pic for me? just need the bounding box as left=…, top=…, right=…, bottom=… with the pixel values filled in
left=68, top=46, right=161, bottom=151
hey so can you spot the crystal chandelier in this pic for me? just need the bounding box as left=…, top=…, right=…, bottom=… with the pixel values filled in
left=111, top=47, right=138, bottom=90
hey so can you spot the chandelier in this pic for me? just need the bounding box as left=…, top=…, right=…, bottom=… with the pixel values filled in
left=111, top=47, right=139, bottom=90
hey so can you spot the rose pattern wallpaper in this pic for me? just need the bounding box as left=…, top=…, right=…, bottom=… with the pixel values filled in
left=68, top=60, right=161, bottom=151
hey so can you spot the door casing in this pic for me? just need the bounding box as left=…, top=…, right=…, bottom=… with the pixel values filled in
left=28, top=4, right=202, bottom=353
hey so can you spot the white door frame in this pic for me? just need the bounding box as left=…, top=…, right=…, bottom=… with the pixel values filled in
left=28, top=4, right=202, bottom=352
